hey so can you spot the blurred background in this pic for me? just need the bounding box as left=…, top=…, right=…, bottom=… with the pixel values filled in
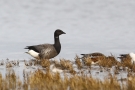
left=0, top=0, right=135, bottom=60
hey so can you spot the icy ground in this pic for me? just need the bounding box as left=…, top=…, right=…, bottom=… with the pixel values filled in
left=0, top=59, right=129, bottom=84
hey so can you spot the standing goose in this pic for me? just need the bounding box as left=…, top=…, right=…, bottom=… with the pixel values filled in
left=25, top=29, right=66, bottom=60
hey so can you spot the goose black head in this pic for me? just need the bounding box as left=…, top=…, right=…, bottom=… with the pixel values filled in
left=54, top=29, right=66, bottom=37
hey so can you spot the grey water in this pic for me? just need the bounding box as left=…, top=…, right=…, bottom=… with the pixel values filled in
left=0, top=0, right=135, bottom=60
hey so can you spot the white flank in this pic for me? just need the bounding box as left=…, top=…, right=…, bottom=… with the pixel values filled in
left=26, top=50, right=39, bottom=58
left=129, top=52, right=135, bottom=64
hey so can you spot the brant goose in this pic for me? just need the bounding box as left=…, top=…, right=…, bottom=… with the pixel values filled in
left=118, top=53, right=131, bottom=62
left=81, top=52, right=105, bottom=58
left=25, top=29, right=66, bottom=60
left=129, top=52, right=135, bottom=64
left=118, top=53, right=135, bottom=64
left=80, top=52, right=105, bottom=65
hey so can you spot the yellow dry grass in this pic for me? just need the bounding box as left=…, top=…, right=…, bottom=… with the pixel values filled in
left=41, top=59, right=51, bottom=68
left=60, top=59, right=73, bottom=70
left=0, top=69, right=135, bottom=90
left=0, top=54, right=135, bottom=90
left=75, top=55, right=82, bottom=69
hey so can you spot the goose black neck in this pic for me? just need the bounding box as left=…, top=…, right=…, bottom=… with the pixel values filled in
left=54, top=35, right=61, bottom=54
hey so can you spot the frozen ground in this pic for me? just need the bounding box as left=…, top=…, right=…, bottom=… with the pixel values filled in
left=0, top=0, right=135, bottom=60
left=0, top=59, right=129, bottom=84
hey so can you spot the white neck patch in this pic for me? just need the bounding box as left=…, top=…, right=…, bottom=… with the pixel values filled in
left=55, top=36, right=59, bottom=38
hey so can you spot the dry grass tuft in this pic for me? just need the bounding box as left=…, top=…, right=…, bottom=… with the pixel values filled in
left=41, top=59, right=51, bottom=68
left=1, top=53, right=135, bottom=90
left=60, top=59, right=73, bottom=70
left=98, top=55, right=117, bottom=68
left=0, top=68, right=134, bottom=90
left=121, top=58, right=132, bottom=69
left=29, top=70, right=130, bottom=90
left=29, top=69, right=68, bottom=90
left=75, top=55, right=82, bottom=69
left=83, top=56, right=92, bottom=67
left=101, top=76, right=121, bottom=90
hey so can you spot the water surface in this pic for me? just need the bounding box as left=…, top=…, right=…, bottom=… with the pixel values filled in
left=0, top=0, right=135, bottom=60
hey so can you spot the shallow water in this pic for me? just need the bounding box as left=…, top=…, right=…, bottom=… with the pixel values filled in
left=0, top=60, right=128, bottom=83
left=0, top=0, right=135, bottom=60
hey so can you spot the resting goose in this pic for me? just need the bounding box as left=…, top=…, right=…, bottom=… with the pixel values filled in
left=129, top=52, right=135, bottom=64
left=25, top=29, right=66, bottom=60
left=118, top=52, right=135, bottom=64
